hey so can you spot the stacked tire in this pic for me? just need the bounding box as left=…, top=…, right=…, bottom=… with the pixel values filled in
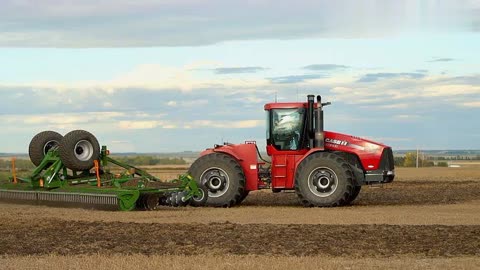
left=28, top=130, right=100, bottom=171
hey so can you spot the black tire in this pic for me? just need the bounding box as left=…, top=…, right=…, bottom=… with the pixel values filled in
left=59, top=130, right=100, bottom=171
left=235, top=190, right=250, bottom=205
left=145, top=194, right=160, bottom=210
left=29, top=131, right=63, bottom=166
left=188, top=153, right=245, bottom=207
left=344, top=186, right=361, bottom=205
left=190, top=185, right=209, bottom=207
left=295, top=152, right=354, bottom=207
left=170, top=193, right=179, bottom=207
left=176, top=191, right=189, bottom=207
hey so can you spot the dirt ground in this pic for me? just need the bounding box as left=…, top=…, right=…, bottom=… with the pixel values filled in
left=0, top=167, right=479, bottom=269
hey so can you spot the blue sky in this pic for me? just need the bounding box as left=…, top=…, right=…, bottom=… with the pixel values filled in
left=1, top=0, right=479, bottom=152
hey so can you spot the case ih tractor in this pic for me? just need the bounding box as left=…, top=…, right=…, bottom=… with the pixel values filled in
left=189, top=95, right=395, bottom=207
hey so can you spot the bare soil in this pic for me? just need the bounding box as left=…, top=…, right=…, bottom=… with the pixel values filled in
left=242, top=180, right=480, bottom=206
left=2, top=255, right=480, bottom=270
left=1, top=166, right=480, bottom=269
left=0, top=218, right=479, bottom=257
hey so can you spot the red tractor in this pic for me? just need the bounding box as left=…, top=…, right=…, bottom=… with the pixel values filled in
left=188, top=95, right=395, bottom=207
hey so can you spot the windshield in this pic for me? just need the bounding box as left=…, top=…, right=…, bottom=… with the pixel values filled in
left=268, top=108, right=305, bottom=150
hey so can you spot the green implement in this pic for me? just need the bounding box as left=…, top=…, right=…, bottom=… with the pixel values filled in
left=0, top=131, right=208, bottom=211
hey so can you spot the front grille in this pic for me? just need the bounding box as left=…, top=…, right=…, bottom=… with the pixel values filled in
left=379, top=147, right=395, bottom=171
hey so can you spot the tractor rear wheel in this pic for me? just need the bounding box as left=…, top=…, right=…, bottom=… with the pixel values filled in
left=188, top=153, right=245, bottom=207
left=344, top=186, right=361, bottom=205
left=236, top=190, right=250, bottom=205
left=29, top=131, right=63, bottom=166
left=295, top=152, right=354, bottom=207
left=59, top=130, right=100, bottom=171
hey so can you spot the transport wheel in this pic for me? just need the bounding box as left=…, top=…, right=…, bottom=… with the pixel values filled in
left=190, top=184, right=209, bottom=207
left=29, top=131, right=63, bottom=166
left=295, top=152, right=354, bottom=207
left=344, top=186, right=361, bottom=205
left=59, top=130, right=100, bottom=171
left=188, top=153, right=245, bottom=207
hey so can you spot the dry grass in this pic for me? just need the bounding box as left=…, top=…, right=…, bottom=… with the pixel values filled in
left=1, top=255, right=479, bottom=270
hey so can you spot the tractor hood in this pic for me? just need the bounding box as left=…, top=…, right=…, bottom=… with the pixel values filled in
left=324, top=131, right=394, bottom=172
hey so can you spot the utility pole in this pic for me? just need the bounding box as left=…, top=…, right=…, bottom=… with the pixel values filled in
left=416, top=148, right=419, bottom=168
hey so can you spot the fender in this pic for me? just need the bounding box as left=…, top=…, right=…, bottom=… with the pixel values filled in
left=199, top=143, right=259, bottom=191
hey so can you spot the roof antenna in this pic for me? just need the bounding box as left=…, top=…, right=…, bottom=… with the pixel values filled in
left=275, top=91, right=277, bottom=103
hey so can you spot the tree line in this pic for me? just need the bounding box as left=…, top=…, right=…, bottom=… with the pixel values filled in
left=394, top=152, right=450, bottom=167
left=0, top=156, right=187, bottom=171
left=113, top=156, right=187, bottom=166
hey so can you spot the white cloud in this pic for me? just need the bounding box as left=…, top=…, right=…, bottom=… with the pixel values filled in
left=118, top=121, right=159, bottom=130
left=191, top=120, right=263, bottom=129
left=0, top=112, right=124, bottom=125
left=378, top=103, right=409, bottom=109
left=394, top=114, right=420, bottom=121
left=0, top=63, right=270, bottom=94
left=461, top=101, right=480, bottom=107
left=422, top=84, right=480, bottom=97
left=167, top=101, right=177, bottom=107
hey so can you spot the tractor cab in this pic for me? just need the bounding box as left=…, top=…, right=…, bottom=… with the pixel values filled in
left=268, top=107, right=305, bottom=151
left=265, top=95, right=329, bottom=155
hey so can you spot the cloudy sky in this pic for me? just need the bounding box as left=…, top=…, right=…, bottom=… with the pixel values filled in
left=1, top=0, right=479, bottom=152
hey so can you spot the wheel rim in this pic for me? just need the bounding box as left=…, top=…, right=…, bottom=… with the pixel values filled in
left=200, top=167, right=230, bottom=198
left=43, top=140, right=59, bottom=155
left=193, top=189, right=205, bottom=202
left=307, top=167, right=338, bottom=197
left=74, top=140, right=94, bottom=161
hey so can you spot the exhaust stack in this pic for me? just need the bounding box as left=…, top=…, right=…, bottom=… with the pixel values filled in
left=315, top=95, right=325, bottom=149
left=307, top=95, right=315, bottom=148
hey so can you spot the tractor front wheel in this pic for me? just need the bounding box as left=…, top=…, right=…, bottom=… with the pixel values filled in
left=188, top=153, right=245, bottom=207
left=59, top=130, right=100, bottom=171
left=295, top=152, right=354, bottom=207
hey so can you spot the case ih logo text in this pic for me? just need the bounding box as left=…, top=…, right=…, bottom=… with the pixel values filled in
left=325, top=138, right=349, bottom=146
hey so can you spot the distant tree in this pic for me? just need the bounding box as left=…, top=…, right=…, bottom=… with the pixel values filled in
left=421, top=160, right=434, bottom=167
left=403, top=152, right=417, bottom=167
left=402, top=152, right=434, bottom=167
left=394, top=157, right=405, bottom=167
left=114, top=156, right=187, bottom=166
left=437, top=161, right=448, bottom=167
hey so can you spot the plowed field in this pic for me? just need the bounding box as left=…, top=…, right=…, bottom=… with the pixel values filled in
left=1, top=167, right=479, bottom=269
